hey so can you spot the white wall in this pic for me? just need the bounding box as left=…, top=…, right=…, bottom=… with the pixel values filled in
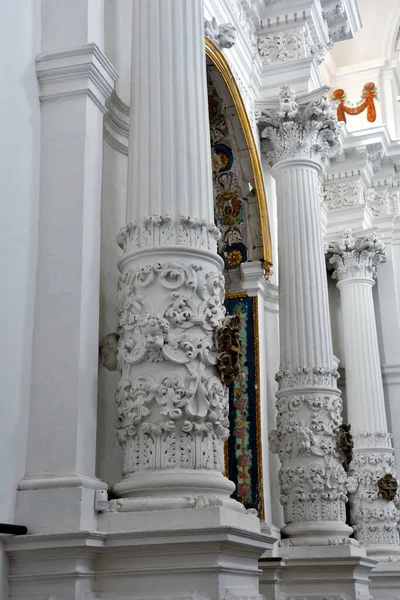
left=0, top=1, right=41, bottom=597
left=104, top=0, right=132, bottom=104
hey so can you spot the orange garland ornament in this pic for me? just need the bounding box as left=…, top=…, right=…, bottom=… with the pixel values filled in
left=331, top=82, right=377, bottom=124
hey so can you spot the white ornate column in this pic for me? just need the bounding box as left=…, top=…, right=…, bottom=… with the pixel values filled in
left=326, top=230, right=400, bottom=558
left=112, top=0, right=239, bottom=512
left=258, top=86, right=351, bottom=543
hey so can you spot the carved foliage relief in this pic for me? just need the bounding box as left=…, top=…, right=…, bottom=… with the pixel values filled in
left=269, top=379, right=348, bottom=526
left=347, top=441, right=400, bottom=546
left=116, top=261, right=228, bottom=475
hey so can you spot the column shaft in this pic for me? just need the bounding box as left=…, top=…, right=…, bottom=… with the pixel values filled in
left=338, top=279, right=387, bottom=432
left=112, top=0, right=239, bottom=512
left=276, top=162, right=334, bottom=370
left=127, top=0, right=213, bottom=222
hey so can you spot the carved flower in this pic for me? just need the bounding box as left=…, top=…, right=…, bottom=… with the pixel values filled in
left=225, top=248, right=243, bottom=267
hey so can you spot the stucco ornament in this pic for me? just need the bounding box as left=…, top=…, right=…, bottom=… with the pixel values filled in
left=204, top=17, right=237, bottom=49
left=116, top=261, right=229, bottom=476
left=99, top=332, right=119, bottom=371
left=324, top=181, right=364, bottom=208
left=256, top=86, right=340, bottom=166
left=345, top=437, right=400, bottom=547
left=269, top=382, right=349, bottom=531
left=326, top=229, right=387, bottom=281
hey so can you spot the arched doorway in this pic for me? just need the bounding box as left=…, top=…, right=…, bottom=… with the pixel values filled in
left=206, top=38, right=272, bottom=518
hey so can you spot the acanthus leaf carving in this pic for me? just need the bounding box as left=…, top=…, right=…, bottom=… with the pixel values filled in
left=326, top=229, right=387, bottom=281
left=117, top=214, right=221, bottom=254
left=256, top=86, right=340, bottom=166
left=115, top=260, right=230, bottom=476
left=324, top=181, right=364, bottom=209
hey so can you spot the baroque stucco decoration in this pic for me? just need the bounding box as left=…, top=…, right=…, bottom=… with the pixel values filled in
left=204, top=17, right=237, bottom=50
left=257, top=86, right=340, bottom=165
left=326, top=229, right=387, bottom=280
left=115, top=261, right=229, bottom=475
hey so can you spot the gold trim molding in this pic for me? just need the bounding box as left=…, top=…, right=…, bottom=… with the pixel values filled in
left=205, top=37, right=273, bottom=278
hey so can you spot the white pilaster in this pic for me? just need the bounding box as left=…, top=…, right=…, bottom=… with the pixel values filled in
left=240, top=261, right=282, bottom=540
left=326, top=230, right=400, bottom=558
left=258, top=86, right=352, bottom=543
left=15, top=43, right=117, bottom=533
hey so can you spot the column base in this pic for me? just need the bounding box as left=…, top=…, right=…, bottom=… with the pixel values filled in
left=5, top=506, right=274, bottom=600
left=15, top=475, right=107, bottom=534
left=260, top=543, right=376, bottom=600
left=282, top=520, right=353, bottom=544
left=112, top=468, right=245, bottom=513
left=367, top=544, right=400, bottom=561
left=370, top=559, right=400, bottom=599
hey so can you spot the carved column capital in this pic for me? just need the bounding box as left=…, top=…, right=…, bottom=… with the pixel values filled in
left=256, top=86, right=340, bottom=166
left=326, top=229, right=387, bottom=282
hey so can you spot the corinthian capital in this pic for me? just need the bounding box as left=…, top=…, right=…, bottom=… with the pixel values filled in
left=326, top=229, right=387, bottom=282
left=256, top=86, right=340, bottom=166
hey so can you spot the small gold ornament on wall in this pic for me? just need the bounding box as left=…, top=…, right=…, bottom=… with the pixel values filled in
left=331, top=82, right=377, bottom=124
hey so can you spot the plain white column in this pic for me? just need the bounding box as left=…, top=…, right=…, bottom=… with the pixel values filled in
left=327, top=230, right=400, bottom=558
left=258, top=87, right=351, bottom=543
left=15, top=3, right=118, bottom=533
